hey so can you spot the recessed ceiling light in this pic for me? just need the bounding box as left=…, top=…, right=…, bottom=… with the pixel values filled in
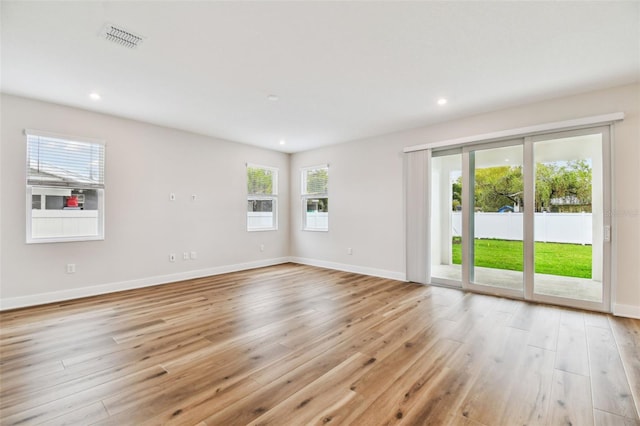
left=437, top=98, right=447, bottom=106
left=267, top=94, right=279, bottom=101
left=89, top=92, right=101, bottom=101
left=279, top=140, right=286, bottom=145
left=505, top=158, right=510, bottom=162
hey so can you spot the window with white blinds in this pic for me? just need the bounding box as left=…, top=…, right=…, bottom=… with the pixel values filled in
left=247, top=164, right=278, bottom=231
left=25, top=130, right=105, bottom=243
left=27, top=132, right=105, bottom=188
left=301, top=165, right=329, bottom=231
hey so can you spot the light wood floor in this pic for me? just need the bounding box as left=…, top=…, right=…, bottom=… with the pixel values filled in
left=1, top=263, right=639, bottom=426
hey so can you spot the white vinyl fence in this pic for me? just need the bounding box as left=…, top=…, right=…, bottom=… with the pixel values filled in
left=248, top=212, right=330, bottom=229
left=451, top=212, right=592, bottom=245
left=247, top=212, right=274, bottom=228
left=31, top=209, right=99, bottom=238
left=304, top=212, right=329, bottom=229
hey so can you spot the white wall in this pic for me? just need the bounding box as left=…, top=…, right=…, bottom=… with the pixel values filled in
left=290, top=83, right=640, bottom=317
left=0, top=94, right=290, bottom=308
left=2, top=84, right=638, bottom=317
left=290, top=136, right=407, bottom=280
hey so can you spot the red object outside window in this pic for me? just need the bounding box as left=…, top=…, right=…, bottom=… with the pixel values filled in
left=66, top=196, right=79, bottom=207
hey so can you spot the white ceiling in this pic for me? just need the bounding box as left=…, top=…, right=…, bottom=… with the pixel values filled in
left=2, top=1, right=639, bottom=153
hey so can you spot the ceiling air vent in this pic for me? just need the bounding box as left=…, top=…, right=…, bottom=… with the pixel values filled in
left=101, top=23, right=144, bottom=49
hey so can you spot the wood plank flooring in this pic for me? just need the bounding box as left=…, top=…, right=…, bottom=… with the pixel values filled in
left=1, top=263, right=639, bottom=425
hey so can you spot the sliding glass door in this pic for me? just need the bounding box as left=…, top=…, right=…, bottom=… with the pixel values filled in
left=467, top=142, right=524, bottom=297
left=528, top=127, right=610, bottom=309
left=430, top=150, right=462, bottom=286
left=428, top=126, right=610, bottom=311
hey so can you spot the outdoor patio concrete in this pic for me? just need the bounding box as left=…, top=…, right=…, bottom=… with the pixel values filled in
left=431, top=264, right=601, bottom=302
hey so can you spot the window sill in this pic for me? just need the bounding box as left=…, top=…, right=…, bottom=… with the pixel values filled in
left=27, top=235, right=104, bottom=244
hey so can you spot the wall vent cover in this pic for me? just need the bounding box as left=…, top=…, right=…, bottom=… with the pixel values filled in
left=101, top=23, right=144, bottom=49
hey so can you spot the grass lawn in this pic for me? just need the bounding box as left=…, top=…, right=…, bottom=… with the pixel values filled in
left=451, top=239, right=592, bottom=279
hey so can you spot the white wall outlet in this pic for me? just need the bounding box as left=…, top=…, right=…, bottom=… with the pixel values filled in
left=347, top=248, right=353, bottom=255
left=183, top=252, right=189, bottom=261
left=169, top=193, right=176, bottom=201
left=66, top=263, right=76, bottom=273
left=260, top=244, right=265, bottom=252
left=190, top=251, right=197, bottom=260
left=169, top=253, right=176, bottom=262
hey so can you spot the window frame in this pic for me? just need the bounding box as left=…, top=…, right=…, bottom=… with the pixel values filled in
left=301, top=164, right=329, bottom=232
left=246, top=163, right=279, bottom=232
left=25, top=129, right=106, bottom=244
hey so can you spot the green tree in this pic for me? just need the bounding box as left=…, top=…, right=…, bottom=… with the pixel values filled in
left=535, top=160, right=592, bottom=212
left=469, top=161, right=592, bottom=212
left=305, top=169, right=328, bottom=194
left=535, top=163, right=555, bottom=212
left=473, top=166, right=523, bottom=212
left=247, top=167, right=273, bottom=195
left=569, top=160, right=592, bottom=205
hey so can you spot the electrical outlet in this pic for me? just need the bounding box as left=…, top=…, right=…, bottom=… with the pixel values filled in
left=183, top=252, right=189, bottom=261
left=191, top=194, right=197, bottom=201
left=169, top=193, right=176, bottom=201
left=260, top=244, right=265, bottom=252
left=347, top=248, right=353, bottom=255
left=169, top=253, right=176, bottom=262
left=66, top=263, right=76, bottom=273
left=190, top=251, right=197, bottom=260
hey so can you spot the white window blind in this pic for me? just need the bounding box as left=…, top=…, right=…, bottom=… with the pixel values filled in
left=26, top=131, right=105, bottom=189
left=25, top=130, right=105, bottom=243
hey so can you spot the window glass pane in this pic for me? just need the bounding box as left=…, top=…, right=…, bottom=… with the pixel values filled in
left=304, top=168, right=328, bottom=194
left=247, top=167, right=275, bottom=195
left=247, top=165, right=278, bottom=231
left=430, top=152, right=462, bottom=284
left=26, top=131, right=105, bottom=243
left=248, top=199, right=273, bottom=212
left=305, top=197, right=328, bottom=230
left=301, top=165, right=328, bottom=231
left=27, top=134, right=105, bottom=188
left=30, top=187, right=102, bottom=240
left=471, top=144, right=524, bottom=291
left=533, top=133, right=602, bottom=302
left=306, top=197, right=328, bottom=213
left=247, top=199, right=275, bottom=230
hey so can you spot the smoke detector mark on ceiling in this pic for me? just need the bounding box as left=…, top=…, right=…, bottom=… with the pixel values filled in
left=101, top=23, right=144, bottom=49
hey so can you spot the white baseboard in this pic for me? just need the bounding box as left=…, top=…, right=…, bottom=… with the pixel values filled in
left=290, top=257, right=406, bottom=281
left=5, top=257, right=635, bottom=319
left=0, top=257, right=291, bottom=311
left=612, top=303, right=640, bottom=319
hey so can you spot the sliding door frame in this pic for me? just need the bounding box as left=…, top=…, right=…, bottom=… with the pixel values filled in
left=526, top=126, right=612, bottom=312
left=429, top=148, right=463, bottom=289
left=428, top=126, right=612, bottom=312
left=461, top=139, right=526, bottom=299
